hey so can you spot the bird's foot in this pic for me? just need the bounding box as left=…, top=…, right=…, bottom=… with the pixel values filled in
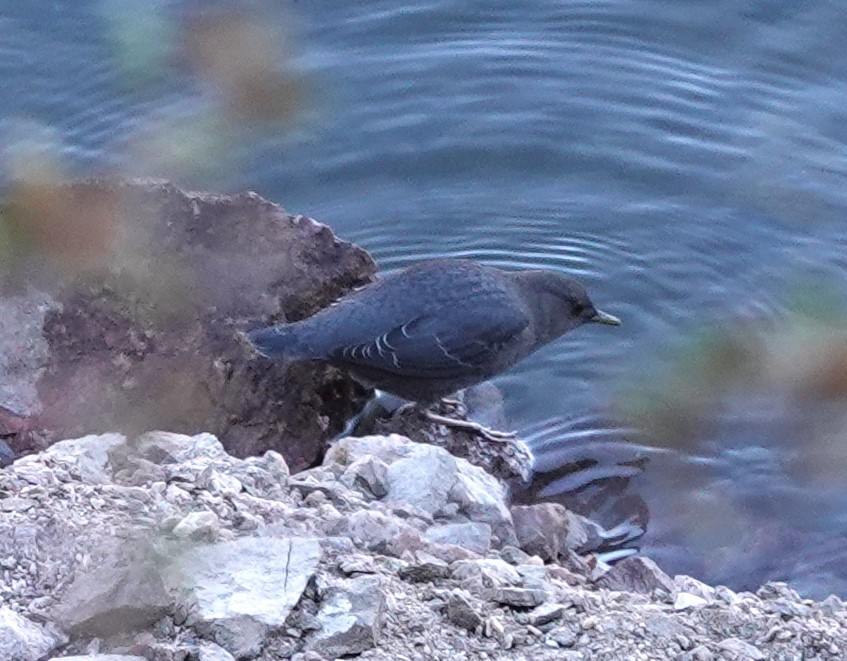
left=424, top=410, right=517, bottom=443
left=438, top=398, right=467, bottom=416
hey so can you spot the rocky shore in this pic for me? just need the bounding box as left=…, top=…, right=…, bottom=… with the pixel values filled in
left=1, top=430, right=846, bottom=661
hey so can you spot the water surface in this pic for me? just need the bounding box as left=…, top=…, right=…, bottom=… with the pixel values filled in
left=3, top=0, right=847, bottom=597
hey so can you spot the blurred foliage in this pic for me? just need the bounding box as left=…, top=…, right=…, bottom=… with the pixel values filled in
left=1, top=144, right=116, bottom=290
left=100, top=0, right=176, bottom=87
left=0, top=171, right=201, bottom=326
left=615, top=278, right=847, bottom=576
left=126, top=108, right=235, bottom=182
left=619, top=276, right=847, bottom=456
left=183, top=11, right=308, bottom=123
left=1, top=2, right=308, bottom=313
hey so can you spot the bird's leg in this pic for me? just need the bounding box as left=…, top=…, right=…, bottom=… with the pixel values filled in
left=439, top=397, right=467, bottom=416
left=424, top=409, right=517, bottom=442
left=391, top=401, right=419, bottom=418
left=390, top=397, right=516, bottom=442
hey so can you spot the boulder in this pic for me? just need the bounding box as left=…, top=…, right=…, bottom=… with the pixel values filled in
left=425, top=522, right=492, bottom=555
left=325, top=435, right=514, bottom=545
left=0, top=178, right=375, bottom=470
left=594, top=556, right=674, bottom=594
left=163, top=536, right=321, bottom=655
left=50, top=539, right=170, bottom=637
left=0, top=607, right=64, bottom=661
left=371, top=386, right=534, bottom=484
left=511, top=503, right=610, bottom=561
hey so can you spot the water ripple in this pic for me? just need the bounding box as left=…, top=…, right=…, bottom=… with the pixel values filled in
left=6, top=0, right=847, bottom=598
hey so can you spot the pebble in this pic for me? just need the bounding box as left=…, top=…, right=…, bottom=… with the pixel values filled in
left=549, top=627, right=577, bottom=648
left=674, top=592, right=709, bottom=611
left=528, top=602, right=567, bottom=626
left=489, top=587, right=546, bottom=609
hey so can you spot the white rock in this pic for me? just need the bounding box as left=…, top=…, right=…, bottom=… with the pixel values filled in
left=40, top=433, right=127, bottom=484
left=674, top=575, right=716, bottom=602
left=50, top=539, right=170, bottom=637
left=196, top=641, right=237, bottom=661
left=452, top=558, right=522, bottom=589
left=163, top=535, right=321, bottom=627
left=172, top=511, right=221, bottom=540
left=201, top=471, right=243, bottom=498
left=326, top=436, right=512, bottom=537
left=674, top=592, right=709, bottom=611
left=449, top=459, right=511, bottom=528
left=306, top=576, right=386, bottom=658
left=717, top=637, right=766, bottom=660
left=340, top=455, right=389, bottom=498
left=425, top=522, right=491, bottom=555
left=0, top=606, right=64, bottom=661
left=136, top=431, right=228, bottom=465
left=342, top=510, right=405, bottom=552
left=50, top=656, right=147, bottom=661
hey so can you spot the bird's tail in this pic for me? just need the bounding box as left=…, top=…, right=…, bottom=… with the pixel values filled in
left=246, top=324, right=304, bottom=359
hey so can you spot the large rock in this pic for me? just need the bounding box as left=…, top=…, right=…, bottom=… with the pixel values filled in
left=370, top=385, right=533, bottom=484
left=334, top=509, right=421, bottom=556
left=0, top=606, right=64, bottom=661
left=51, top=539, right=170, bottom=637
left=38, top=433, right=127, bottom=484
left=511, top=503, right=611, bottom=561
left=162, top=536, right=321, bottom=657
left=325, top=435, right=515, bottom=545
left=0, top=178, right=376, bottom=469
left=594, top=556, right=674, bottom=594
left=425, top=522, right=492, bottom=555
left=452, top=558, right=523, bottom=599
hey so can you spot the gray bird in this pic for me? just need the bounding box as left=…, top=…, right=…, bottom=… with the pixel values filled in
left=247, top=259, right=620, bottom=438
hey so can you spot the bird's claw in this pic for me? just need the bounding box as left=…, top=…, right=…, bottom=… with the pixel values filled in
left=424, top=410, right=516, bottom=443
left=439, top=398, right=468, bottom=416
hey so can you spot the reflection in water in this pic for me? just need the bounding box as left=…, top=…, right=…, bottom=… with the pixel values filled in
left=512, top=414, right=653, bottom=554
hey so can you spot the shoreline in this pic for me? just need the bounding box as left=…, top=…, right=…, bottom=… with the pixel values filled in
left=1, top=429, right=844, bottom=660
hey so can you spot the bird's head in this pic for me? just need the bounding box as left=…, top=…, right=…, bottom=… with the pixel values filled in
left=513, top=269, right=621, bottom=343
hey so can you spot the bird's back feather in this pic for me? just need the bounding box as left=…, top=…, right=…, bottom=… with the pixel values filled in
left=247, top=324, right=303, bottom=359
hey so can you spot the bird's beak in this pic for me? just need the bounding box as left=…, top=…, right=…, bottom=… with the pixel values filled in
left=590, top=309, right=622, bottom=326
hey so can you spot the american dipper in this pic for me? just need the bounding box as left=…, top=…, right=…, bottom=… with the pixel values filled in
left=248, top=259, right=620, bottom=438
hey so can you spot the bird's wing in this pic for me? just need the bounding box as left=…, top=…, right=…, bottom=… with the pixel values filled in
left=329, top=311, right=529, bottom=379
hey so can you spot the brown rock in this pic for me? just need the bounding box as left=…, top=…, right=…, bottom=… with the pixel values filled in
left=1, top=178, right=376, bottom=470
left=510, top=503, right=570, bottom=561
left=446, top=590, right=483, bottom=631
left=50, top=539, right=170, bottom=637
left=594, top=556, right=674, bottom=594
